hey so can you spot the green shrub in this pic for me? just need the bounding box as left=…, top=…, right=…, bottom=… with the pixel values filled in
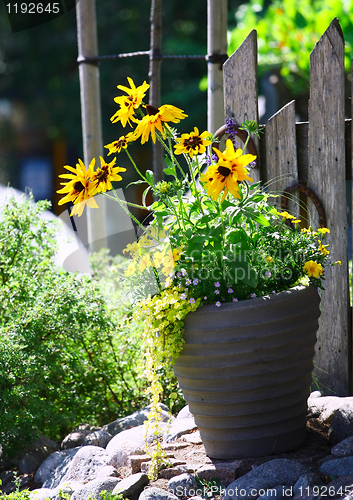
left=0, top=197, right=149, bottom=458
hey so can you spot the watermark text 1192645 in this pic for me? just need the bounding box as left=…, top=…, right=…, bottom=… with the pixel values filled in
left=3, top=0, right=77, bottom=33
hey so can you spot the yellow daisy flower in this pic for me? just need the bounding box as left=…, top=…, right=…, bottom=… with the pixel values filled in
left=91, top=156, right=126, bottom=193
left=104, top=133, right=136, bottom=156
left=57, top=158, right=99, bottom=217
left=134, top=104, right=187, bottom=144
left=174, top=127, right=212, bottom=158
left=318, top=240, right=330, bottom=256
left=200, top=139, right=255, bottom=202
left=303, top=260, right=323, bottom=278
left=111, top=77, right=150, bottom=127
left=317, top=227, right=331, bottom=234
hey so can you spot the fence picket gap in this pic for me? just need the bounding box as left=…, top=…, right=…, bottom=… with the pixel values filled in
left=223, top=29, right=260, bottom=182
left=308, top=18, right=349, bottom=395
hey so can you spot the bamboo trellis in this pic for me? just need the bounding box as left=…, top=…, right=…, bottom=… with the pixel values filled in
left=76, top=0, right=227, bottom=251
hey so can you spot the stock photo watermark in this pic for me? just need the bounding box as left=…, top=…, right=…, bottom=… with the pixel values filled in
left=3, top=0, right=77, bottom=32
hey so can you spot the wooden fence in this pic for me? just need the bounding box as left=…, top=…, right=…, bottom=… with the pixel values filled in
left=223, top=18, right=351, bottom=396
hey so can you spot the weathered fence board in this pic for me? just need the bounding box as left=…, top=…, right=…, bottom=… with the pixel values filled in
left=223, top=30, right=260, bottom=183
left=224, top=18, right=351, bottom=395
left=265, top=100, right=298, bottom=194
left=307, top=19, right=349, bottom=395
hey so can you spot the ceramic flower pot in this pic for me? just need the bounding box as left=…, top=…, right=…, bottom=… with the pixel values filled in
left=173, top=285, right=321, bottom=459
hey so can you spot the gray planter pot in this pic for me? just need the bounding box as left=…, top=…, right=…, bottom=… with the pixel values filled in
left=173, top=285, right=321, bottom=458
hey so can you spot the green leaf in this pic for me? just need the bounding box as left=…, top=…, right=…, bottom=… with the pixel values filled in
left=243, top=208, right=271, bottom=226
left=145, top=169, right=155, bottom=186
left=142, top=186, right=152, bottom=207
left=226, top=228, right=250, bottom=248
left=126, top=179, right=146, bottom=188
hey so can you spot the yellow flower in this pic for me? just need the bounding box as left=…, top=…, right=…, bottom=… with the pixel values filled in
left=277, top=210, right=296, bottom=220
left=318, top=240, right=330, bottom=256
left=303, top=260, right=323, bottom=278
left=91, top=156, right=126, bottom=193
left=317, top=227, right=330, bottom=234
left=125, top=262, right=137, bottom=277
left=174, top=127, right=212, bottom=158
left=200, top=139, right=255, bottom=202
left=111, top=77, right=150, bottom=127
left=265, top=256, right=274, bottom=263
left=57, top=158, right=99, bottom=217
left=153, top=251, right=165, bottom=268
left=104, top=133, right=135, bottom=156
left=172, top=247, right=183, bottom=262
left=134, top=104, right=187, bottom=144
left=123, top=241, right=140, bottom=256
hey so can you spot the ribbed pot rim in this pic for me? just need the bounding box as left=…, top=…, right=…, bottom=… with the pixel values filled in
left=186, top=284, right=314, bottom=316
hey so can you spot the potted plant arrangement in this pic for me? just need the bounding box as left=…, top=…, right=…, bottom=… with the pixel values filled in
left=57, top=77, right=339, bottom=477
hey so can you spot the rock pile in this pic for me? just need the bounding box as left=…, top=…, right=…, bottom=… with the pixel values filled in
left=4, top=393, right=353, bottom=500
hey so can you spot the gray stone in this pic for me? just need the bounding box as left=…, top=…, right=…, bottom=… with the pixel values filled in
left=30, top=482, right=82, bottom=500
left=159, top=466, right=191, bottom=480
left=139, top=487, right=179, bottom=500
left=307, top=395, right=348, bottom=424
left=293, top=473, right=323, bottom=495
left=113, top=472, right=149, bottom=500
left=320, top=457, right=353, bottom=477
left=164, top=419, right=197, bottom=443
left=82, top=430, right=112, bottom=448
left=323, top=475, right=353, bottom=499
left=94, top=465, right=120, bottom=479
left=70, top=477, right=121, bottom=500
left=168, top=473, right=198, bottom=498
left=103, top=404, right=173, bottom=437
left=257, top=485, right=290, bottom=500
left=18, top=452, right=45, bottom=475
left=107, top=424, right=167, bottom=469
left=222, top=459, right=309, bottom=500
left=330, top=403, right=353, bottom=445
left=60, top=446, right=111, bottom=485
left=30, top=488, right=57, bottom=500
left=176, top=406, right=194, bottom=420
left=61, top=424, right=100, bottom=450
left=18, top=435, right=60, bottom=474
left=34, top=448, right=80, bottom=488
left=196, top=462, right=242, bottom=487
left=129, top=455, right=151, bottom=473
left=332, top=437, right=353, bottom=457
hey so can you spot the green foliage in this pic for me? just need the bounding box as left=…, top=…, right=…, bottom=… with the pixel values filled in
left=228, top=0, right=353, bottom=96
left=0, top=197, right=149, bottom=458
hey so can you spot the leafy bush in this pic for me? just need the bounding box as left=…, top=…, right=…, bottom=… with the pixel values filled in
left=228, top=0, right=353, bottom=97
left=0, top=197, right=150, bottom=458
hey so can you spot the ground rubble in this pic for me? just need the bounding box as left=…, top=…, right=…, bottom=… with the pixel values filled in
left=4, top=393, right=353, bottom=500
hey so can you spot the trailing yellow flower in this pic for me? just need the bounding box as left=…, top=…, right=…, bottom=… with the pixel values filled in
left=277, top=210, right=296, bottom=220
left=57, top=158, right=99, bottom=217
left=303, top=260, right=323, bottom=278
left=318, top=240, right=330, bottom=256
left=134, top=104, right=187, bottom=144
left=174, top=127, right=212, bottom=158
left=200, top=139, right=255, bottom=202
left=317, top=227, right=330, bottom=234
left=123, top=241, right=141, bottom=256
left=111, top=77, right=150, bottom=127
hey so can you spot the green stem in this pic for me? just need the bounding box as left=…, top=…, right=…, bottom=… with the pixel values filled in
left=156, top=130, right=187, bottom=180
left=106, top=189, right=160, bottom=243
left=186, top=156, right=205, bottom=217
left=125, top=149, right=149, bottom=184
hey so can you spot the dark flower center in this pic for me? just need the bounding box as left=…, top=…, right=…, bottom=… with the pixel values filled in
left=73, top=181, right=85, bottom=193
left=146, top=104, right=160, bottom=116
left=184, top=137, right=202, bottom=149
left=94, top=166, right=109, bottom=182
left=217, top=166, right=231, bottom=177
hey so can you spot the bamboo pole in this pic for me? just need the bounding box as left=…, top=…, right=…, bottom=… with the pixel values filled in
left=76, top=0, right=108, bottom=252
left=149, top=0, right=164, bottom=183
left=207, top=0, right=228, bottom=134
